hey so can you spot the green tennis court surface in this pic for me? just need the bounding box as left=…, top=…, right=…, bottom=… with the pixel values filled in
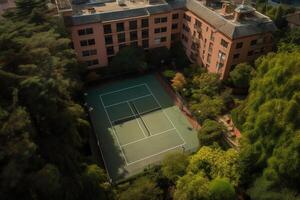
left=85, top=74, right=199, bottom=182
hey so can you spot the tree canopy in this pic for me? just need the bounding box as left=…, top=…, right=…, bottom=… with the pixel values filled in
left=235, top=50, right=300, bottom=198
left=0, top=3, right=110, bottom=200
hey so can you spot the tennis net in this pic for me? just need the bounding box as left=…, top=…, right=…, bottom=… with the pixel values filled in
left=113, top=115, right=136, bottom=125
left=130, top=102, right=151, bottom=136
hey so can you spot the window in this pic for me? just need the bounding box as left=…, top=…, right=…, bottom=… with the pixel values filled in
left=218, top=51, right=226, bottom=62
left=195, top=19, right=201, bottom=27
left=106, top=46, right=114, bottom=55
left=172, top=13, right=179, bottom=19
left=236, top=42, right=243, bottom=49
left=155, top=17, right=167, bottom=24
left=129, top=20, right=137, bottom=30
left=183, top=14, right=191, bottom=22
left=118, top=33, right=126, bottom=43
left=154, top=27, right=167, bottom=33
left=161, top=17, right=167, bottom=23
left=116, top=22, right=124, bottom=32
left=80, top=40, right=88, bottom=46
left=80, top=39, right=95, bottom=46
left=108, top=56, right=114, bottom=63
left=207, top=54, right=211, bottom=63
left=233, top=53, right=240, bottom=59
left=130, top=31, right=138, bottom=41
left=78, top=28, right=93, bottom=36
left=142, top=39, right=149, bottom=48
left=105, top=35, right=113, bottom=45
left=161, top=37, right=167, bottom=42
left=172, top=23, right=178, bottom=30
left=141, top=18, right=149, bottom=28
left=210, top=31, right=215, bottom=41
left=182, top=24, right=190, bottom=32
left=171, top=33, right=179, bottom=41
left=82, top=49, right=97, bottom=57
left=250, top=39, right=257, bottom=46
left=161, top=27, right=167, bottom=32
left=221, top=39, right=228, bottom=48
left=119, top=43, right=126, bottom=50
left=86, top=59, right=99, bottom=66
left=248, top=50, right=254, bottom=56
left=103, top=24, right=111, bottom=34
left=208, top=43, right=213, bottom=53
left=142, top=29, right=149, bottom=38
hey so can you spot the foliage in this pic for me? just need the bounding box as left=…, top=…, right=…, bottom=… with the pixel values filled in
left=278, top=27, right=300, bottom=52
left=173, top=146, right=239, bottom=199
left=161, top=153, right=189, bottom=182
left=208, top=178, right=235, bottom=200
left=170, top=42, right=190, bottom=68
left=229, top=63, right=254, bottom=88
left=171, top=72, right=187, bottom=91
left=173, top=172, right=210, bottom=200
left=110, top=46, right=147, bottom=73
left=0, top=7, right=109, bottom=200
left=234, top=50, right=300, bottom=197
left=198, top=119, right=227, bottom=147
left=146, top=47, right=170, bottom=67
left=162, top=69, right=176, bottom=79
left=118, top=177, right=163, bottom=200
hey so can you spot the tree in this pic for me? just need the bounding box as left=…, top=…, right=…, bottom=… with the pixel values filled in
left=118, top=177, right=163, bottom=200
left=188, top=146, right=240, bottom=186
left=171, top=72, right=187, bottom=91
left=235, top=50, right=300, bottom=197
left=208, top=178, right=235, bottom=200
left=198, top=119, right=227, bottom=147
left=229, top=63, right=254, bottom=88
left=110, top=46, right=147, bottom=73
left=146, top=47, right=170, bottom=67
left=0, top=8, right=108, bottom=200
left=174, top=172, right=210, bottom=200
left=161, top=153, right=189, bottom=182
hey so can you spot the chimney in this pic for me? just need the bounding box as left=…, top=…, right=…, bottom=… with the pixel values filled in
left=233, top=11, right=241, bottom=21
left=221, top=1, right=231, bottom=15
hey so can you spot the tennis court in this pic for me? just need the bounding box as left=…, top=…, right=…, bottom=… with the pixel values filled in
left=85, top=74, right=199, bottom=182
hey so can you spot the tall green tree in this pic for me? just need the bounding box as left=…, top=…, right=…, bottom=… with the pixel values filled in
left=236, top=50, right=300, bottom=198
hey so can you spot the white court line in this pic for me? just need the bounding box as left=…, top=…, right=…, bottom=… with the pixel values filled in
left=99, top=96, right=130, bottom=165
left=121, top=128, right=176, bottom=147
left=127, top=143, right=185, bottom=165
left=127, top=101, right=147, bottom=138
left=100, top=84, right=146, bottom=97
left=144, top=84, right=186, bottom=145
left=105, top=94, right=152, bottom=108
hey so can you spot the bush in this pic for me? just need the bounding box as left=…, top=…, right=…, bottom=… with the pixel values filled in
left=208, top=178, right=235, bottom=200
left=110, top=46, right=147, bottom=73
left=162, top=69, right=176, bottom=79
left=229, top=63, right=254, bottom=88
left=198, top=119, right=227, bottom=147
left=161, top=153, right=189, bottom=183
left=146, top=47, right=170, bottom=67
left=118, top=177, right=163, bottom=200
left=171, top=72, right=187, bottom=92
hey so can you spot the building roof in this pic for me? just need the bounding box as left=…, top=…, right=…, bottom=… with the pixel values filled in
left=62, top=0, right=276, bottom=39
left=285, top=11, right=300, bottom=26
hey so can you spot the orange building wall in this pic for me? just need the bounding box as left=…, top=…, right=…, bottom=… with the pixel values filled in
left=70, top=8, right=274, bottom=78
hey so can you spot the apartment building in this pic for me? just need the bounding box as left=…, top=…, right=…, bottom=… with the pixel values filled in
left=56, top=0, right=276, bottom=79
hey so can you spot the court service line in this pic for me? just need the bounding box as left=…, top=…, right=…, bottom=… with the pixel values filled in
left=121, top=128, right=176, bottom=147
left=104, top=94, right=152, bottom=108
left=127, top=142, right=185, bottom=165
left=144, top=84, right=186, bottom=145
left=99, top=96, right=130, bottom=166
left=127, top=101, right=148, bottom=138
left=99, top=83, right=146, bottom=97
